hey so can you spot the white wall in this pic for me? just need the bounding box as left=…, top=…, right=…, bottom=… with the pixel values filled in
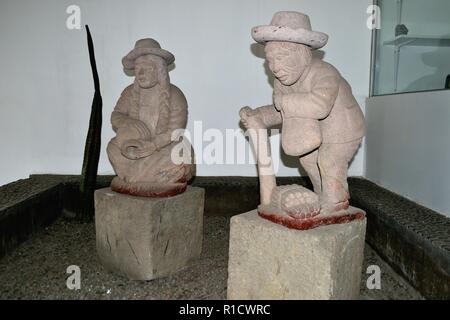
left=0, top=0, right=371, bottom=185
left=365, top=90, right=450, bottom=217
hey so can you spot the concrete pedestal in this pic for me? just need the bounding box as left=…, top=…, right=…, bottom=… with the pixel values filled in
left=227, top=210, right=366, bottom=300
left=95, top=186, right=204, bottom=280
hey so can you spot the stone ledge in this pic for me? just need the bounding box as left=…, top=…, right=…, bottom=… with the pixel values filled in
left=1, top=175, right=449, bottom=299
left=349, top=177, right=450, bottom=299
left=0, top=176, right=63, bottom=258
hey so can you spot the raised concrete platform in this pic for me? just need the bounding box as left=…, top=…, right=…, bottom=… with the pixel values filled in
left=3, top=175, right=447, bottom=298
left=227, top=210, right=367, bottom=300
left=95, top=186, right=204, bottom=280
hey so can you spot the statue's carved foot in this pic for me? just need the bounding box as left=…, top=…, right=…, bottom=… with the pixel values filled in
left=319, top=200, right=350, bottom=216
left=258, top=205, right=365, bottom=230
left=257, top=184, right=364, bottom=230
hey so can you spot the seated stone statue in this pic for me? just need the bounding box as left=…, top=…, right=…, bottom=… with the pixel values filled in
left=240, top=11, right=365, bottom=224
left=107, top=38, right=194, bottom=197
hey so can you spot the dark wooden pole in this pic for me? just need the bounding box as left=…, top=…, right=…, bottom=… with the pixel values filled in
left=79, top=25, right=102, bottom=220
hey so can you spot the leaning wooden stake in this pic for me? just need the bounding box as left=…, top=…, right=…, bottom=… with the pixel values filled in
left=79, top=25, right=102, bottom=220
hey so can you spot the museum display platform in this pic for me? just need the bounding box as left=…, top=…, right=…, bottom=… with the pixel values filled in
left=0, top=175, right=449, bottom=299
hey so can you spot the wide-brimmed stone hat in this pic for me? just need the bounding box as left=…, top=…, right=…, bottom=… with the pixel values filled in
left=122, top=38, right=175, bottom=69
left=252, top=11, right=328, bottom=49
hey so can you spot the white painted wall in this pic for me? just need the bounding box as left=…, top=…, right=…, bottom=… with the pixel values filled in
left=365, top=90, right=450, bottom=217
left=0, top=0, right=371, bottom=186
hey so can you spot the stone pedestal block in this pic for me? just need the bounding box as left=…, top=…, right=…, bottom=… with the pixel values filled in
left=95, top=186, right=204, bottom=280
left=227, top=209, right=366, bottom=300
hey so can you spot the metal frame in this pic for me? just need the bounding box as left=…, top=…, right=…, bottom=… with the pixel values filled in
left=368, top=0, right=379, bottom=97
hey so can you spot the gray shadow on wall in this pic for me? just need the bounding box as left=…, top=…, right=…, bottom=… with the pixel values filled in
left=312, top=49, right=326, bottom=62
left=403, top=43, right=450, bottom=93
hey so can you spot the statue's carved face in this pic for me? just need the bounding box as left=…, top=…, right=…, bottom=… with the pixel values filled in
left=265, top=42, right=312, bottom=86
left=134, top=55, right=160, bottom=89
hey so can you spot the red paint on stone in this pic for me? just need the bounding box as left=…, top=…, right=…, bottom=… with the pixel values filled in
left=111, top=183, right=187, bottom=198
left=287, top=209, right=320, bottom=220
left=111, top=175, right=189, bottom=198
left=258, top=209, right=365, bottom=230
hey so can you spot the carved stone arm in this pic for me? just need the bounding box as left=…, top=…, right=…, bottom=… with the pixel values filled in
left=111, top=111, right=131, bottom=132
left=111, top=87, right=133, bottom=132
left=279, top=75, right=340, bottom=120
left=152, top=132, right=172, bottom=150
left=254, top=105, right=282, bottom=128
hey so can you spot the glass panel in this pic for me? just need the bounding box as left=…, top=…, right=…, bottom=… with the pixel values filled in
left=372, top=0, right=450, bottom=95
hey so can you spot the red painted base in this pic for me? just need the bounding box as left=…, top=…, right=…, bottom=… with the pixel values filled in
left=111, top=183, right=187, bottom=198
left=111, top=176, right=188, bottom=198
left=258, top=207, right=365, bottom=230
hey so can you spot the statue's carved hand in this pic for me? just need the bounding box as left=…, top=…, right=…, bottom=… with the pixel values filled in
left=132, top=120, right=152, bottom=139
left=122, top=118, right=152, bottom=139
left=153, top=133, right=171, bottom=151
left=121, top=139, right=157, bottom=160
left=239, top=106, right=265, bottom=129
left=273, top=94, right=283, bottom=111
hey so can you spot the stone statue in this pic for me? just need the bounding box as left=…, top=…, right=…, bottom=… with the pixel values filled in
left=240, top=11, right=366, bottom=228
left=107, top=38, right=194, bottom=197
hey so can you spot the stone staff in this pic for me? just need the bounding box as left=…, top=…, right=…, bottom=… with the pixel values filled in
left=240, top=108, right=276, bottom=206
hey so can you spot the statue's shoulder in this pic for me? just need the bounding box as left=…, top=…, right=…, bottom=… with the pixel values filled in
left=118, top=84, right=133, bottom=103
left=122, top=84, right=134, bottom=95
left=310, top=59, right=340, bottom=78
left=114, top=84, right=134, bottom=109
left=169, top=84, right=187, bottom=107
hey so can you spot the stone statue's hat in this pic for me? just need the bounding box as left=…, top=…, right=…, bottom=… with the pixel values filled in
left=251, top=11, right=328, bottom=49
left=122, top=38, right=175, bottom=69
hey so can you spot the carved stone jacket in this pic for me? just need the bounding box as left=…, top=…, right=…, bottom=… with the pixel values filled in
left=259, top=58, right=366, bottom=145
left=111, top=83, right=188, bottom=149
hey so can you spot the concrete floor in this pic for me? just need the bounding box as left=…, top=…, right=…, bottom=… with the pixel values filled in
left=0, top=216, right=423, bottom=300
